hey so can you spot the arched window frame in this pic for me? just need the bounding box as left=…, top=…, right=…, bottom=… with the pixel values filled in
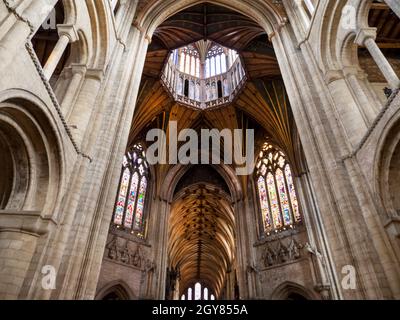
left=112, top=143, right=150, bottom=239
left=181, top=282, right=215, bottom=300
left=255, top=143, right=302, bottom=236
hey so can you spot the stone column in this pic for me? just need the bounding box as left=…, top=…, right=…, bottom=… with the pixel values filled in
left=67, top=69, right=104, bottom=147
left=61, top=64, right=87, bottom=118
left=43, top=24, right=78, bottom=80
left=384, top=0, right=400, bottom=19
left=343, top=67, right=378, bottom=124
left=355, top=28, right=400, bottom=89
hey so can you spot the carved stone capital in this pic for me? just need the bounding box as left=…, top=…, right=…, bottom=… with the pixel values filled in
left=355, top=28, right=377, bottom=47
left=57, top=24, right=79, bottom=43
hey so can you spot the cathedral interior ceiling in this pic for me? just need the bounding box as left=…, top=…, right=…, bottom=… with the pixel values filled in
left=168, top=183, right=235, bottom=296
left=123, top=1, right=400, bottom=298
left=128, top=4, right=292, bottom=158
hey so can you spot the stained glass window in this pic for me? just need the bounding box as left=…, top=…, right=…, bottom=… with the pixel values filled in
left=112, top=143, right=150, bottom=237
left=182, top=283, right=214, bottom=300
left=124, top=172, right=139, bottom=228
left=276, top=168, right=291, bottom=226
left=114, top=168, right=130, bottom=225
left=257, top=176, right=271, bottom=231
left=285, top=164, right=301, bottom=222
left=256, top=143, right=302, bottom=235
left=134, top=177, right=147, bottom=230
left=267, top=172, right=282, bottom=229
left=195, top=283, right=202, bottom=300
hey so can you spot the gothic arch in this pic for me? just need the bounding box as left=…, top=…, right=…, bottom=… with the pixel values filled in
left=95, top=280, right=136, bottom=300
left=136, top=0, right=287, bottom=38
left=271, top=281, right=315, bottom=300
left=85, top=0, right=110, bottom=69
left=161, top=163, right=243, bottom=204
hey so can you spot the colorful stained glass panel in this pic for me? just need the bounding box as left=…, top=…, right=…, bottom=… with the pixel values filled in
left=114, top=168, right=130, bottom=225
left=276, top=168, right=291, bottom=225
left=285, top=165, right=301, bottom=222
left=134, top=177, right=147, bottom=230
left=257, top=176, right=271, bottom=231
left=267, top=172, right=282, bottom=229
left=124, top=172, right=139, bottom=228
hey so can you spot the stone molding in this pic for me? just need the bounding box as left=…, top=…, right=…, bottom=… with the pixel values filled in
left=0, top=210, right=57, bottom=236
left=57, top=24, right=79, bottom=43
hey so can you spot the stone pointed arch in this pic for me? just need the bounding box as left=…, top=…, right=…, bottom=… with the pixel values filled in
left=135, top=0, right=287, bottom=38
left=271, top=281, right=316, bottom=300
left=160, top=162, right=243, bottom=204
left=95, top=280, right=136, bottom=300
left=85, top=0, right=111, bottom=69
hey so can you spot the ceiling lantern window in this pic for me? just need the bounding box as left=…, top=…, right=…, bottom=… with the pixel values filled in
left=162, top=40, right=246, bottom=110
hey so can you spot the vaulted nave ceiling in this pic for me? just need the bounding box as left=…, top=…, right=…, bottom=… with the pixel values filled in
left=168, top=176, right=235, bottom=297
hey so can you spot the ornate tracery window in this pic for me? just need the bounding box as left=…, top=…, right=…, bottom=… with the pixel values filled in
left=113, top=143, right=149, bottom=237
left=256, top=143, right=301, bottom=235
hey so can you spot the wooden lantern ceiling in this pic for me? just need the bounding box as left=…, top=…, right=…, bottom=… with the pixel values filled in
left=132, top=3, right=286, bottom=149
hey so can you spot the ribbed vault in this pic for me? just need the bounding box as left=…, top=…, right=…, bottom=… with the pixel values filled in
left=168, top=182, right=235, bottom=297
left=153, top=3, right=265, bottom=51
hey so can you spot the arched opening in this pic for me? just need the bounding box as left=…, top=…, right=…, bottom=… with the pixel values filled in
left=217, top=80, right=223, bottom=99
left=31, top=1, right=71, bottom=87
left=271, top=282, right=314, bottom=300
left=0, top=98, right=62, bottom=212
left=379, top=118, right=400, bottom=217
left=0, top=129, right=16, bottom=209
left=287, top=292, right=308, bottom=300
left=357, top=2, right=400, bottom=103
left=167, top=166, right=236, bottom=300
left=184, top=79, right=189, bottom=97
left=96, top=282, right=134, bottom=300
